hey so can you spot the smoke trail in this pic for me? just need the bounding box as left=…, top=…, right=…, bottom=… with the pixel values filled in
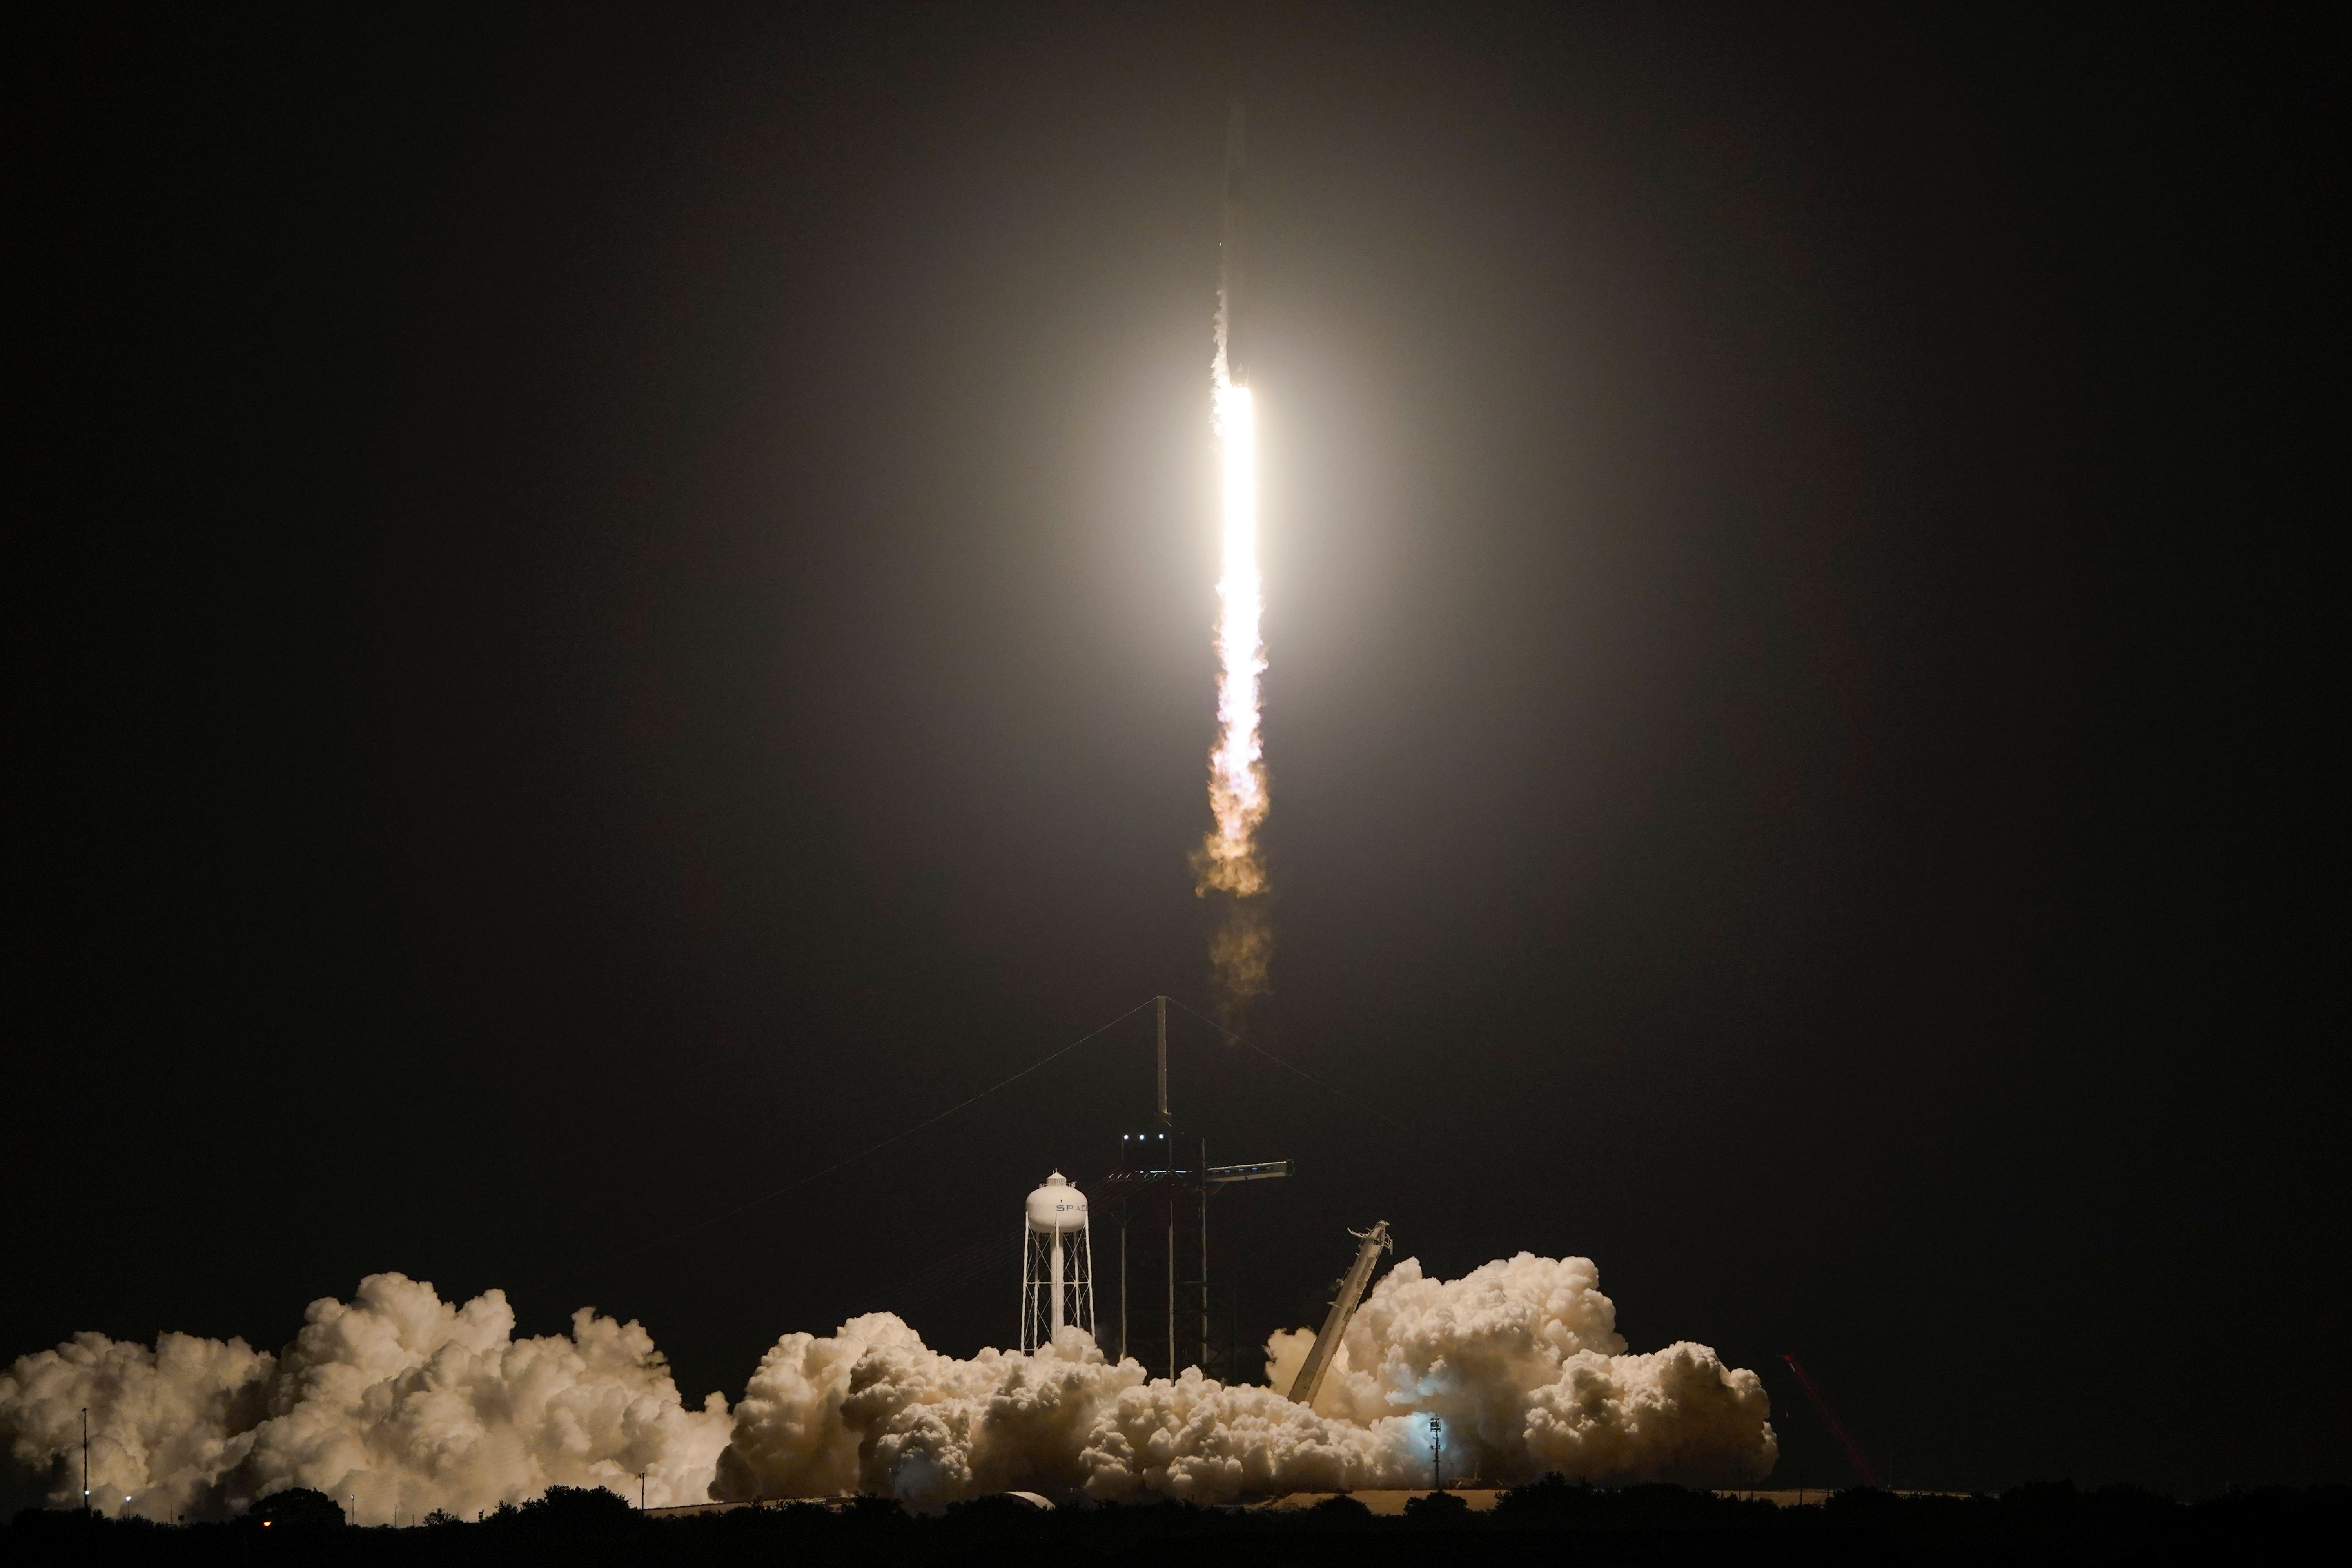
left=3, top=1252, right=1774, bottom=1516
left=1196, top=105, right=1271, bottom=1012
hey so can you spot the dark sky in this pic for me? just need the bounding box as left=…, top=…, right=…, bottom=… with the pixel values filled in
left=8, top=2, right=2334, bottom=1500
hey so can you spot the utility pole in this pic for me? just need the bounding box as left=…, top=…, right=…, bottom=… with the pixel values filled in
left=81, top=1408, right=88, bottom=1512
left=1430, top=1415, right=1443, bottom=1492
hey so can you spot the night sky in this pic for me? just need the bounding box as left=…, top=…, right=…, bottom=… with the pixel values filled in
left=8, top=3, right=2335, bottom=1501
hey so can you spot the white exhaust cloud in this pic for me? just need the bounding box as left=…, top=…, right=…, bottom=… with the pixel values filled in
left=0, top=1274, right=730, bottom=1522
left=4, top=1253, right=1774, bottom=1517
left=711, top=1249, right=1772, bottom=1505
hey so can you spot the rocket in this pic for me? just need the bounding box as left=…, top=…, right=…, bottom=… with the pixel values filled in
left=1220, top=98, right=1248, bottom=385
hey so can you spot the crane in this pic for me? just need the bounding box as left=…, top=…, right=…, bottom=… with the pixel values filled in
left=1286, top=1221, right=1392, bottom=1406
left=1780, top=1352, right=1884, bottom=1490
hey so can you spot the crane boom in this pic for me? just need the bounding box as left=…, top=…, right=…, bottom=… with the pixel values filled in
left=1286, top=1221, right=1392, bottom=1406
left=1780, top=1353, right=1884, bottom=1489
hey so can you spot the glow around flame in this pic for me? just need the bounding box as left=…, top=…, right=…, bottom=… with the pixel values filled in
left=1201, top=376, right=1266, bottom=898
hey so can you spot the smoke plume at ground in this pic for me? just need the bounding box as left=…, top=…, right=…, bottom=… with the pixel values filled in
left=717, top=1250, right=1771, bottom=1506
left=0, top=1274, right=729, bottom=1522
left=5, top=1253, right=1772, bottom=1517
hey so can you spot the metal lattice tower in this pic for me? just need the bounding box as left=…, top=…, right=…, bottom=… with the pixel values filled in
left=1102, top=997, right=1292, bottom=1380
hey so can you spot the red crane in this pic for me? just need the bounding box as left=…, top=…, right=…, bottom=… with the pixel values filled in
left=1780, top=1353, right=1884, bottom=1490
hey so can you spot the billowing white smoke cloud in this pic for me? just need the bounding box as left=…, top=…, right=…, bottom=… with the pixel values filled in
left=714, top=1252, right=1774, bottom=1506
left=715, top=1316, right=1399, bottom=1507
left=0, top=1274, right=730, bottom=1521
left=1269, top=1253, right=1776, bottom=1485
left=4, top=1254, right=1771, bottom=1516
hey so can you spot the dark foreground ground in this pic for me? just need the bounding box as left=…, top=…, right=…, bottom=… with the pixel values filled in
left=9, top=1480, right=2345, bottom=1567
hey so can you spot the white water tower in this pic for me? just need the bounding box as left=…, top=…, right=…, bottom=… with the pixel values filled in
left=1020, top=1171, right=1095, bottom=1351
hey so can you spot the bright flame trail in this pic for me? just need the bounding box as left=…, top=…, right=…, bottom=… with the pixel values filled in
left=1203, top=376, right=1265, bottom=898
left=1197, top=102, right=1270, bottom=1008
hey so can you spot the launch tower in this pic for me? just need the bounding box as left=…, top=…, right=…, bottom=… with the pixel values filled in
left=1100, top=996, right=1290, bottom=1381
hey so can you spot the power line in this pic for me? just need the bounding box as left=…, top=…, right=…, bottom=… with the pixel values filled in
left=1162, top=995, right=1421, bottom=1140
left=552, top=997, right=1157, bottom=1291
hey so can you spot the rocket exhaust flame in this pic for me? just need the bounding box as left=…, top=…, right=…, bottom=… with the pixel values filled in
left=1202, top=379, right=1264, bottom=897
left=1198, top=102, right=1270, bottom=1010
